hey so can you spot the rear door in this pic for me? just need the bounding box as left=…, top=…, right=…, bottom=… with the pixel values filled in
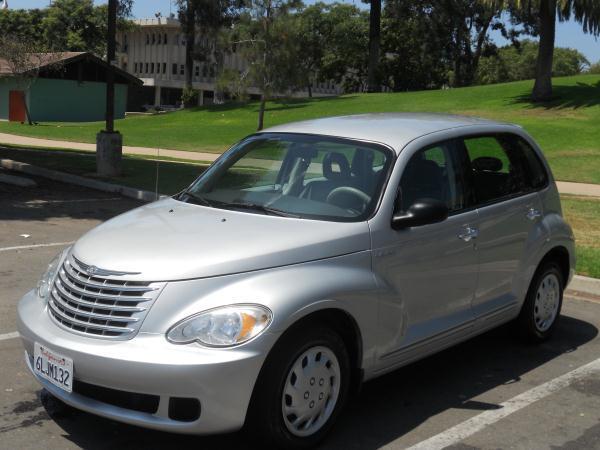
left=460, top=134, right=546, bottom=322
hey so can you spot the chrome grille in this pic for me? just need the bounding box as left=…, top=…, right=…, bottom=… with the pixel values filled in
left=48, top=256, right=164, bottom=340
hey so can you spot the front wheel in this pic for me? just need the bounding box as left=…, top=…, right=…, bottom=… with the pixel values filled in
left=246, top=327, right=350, bottom=449
left=517, top=261, right=564, bottom=342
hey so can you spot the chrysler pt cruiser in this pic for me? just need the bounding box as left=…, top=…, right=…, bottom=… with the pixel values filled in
left=18, top=114, right=574, bottom=448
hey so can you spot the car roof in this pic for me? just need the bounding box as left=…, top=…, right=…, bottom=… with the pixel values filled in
left=260, top=113, right=517, bottom=152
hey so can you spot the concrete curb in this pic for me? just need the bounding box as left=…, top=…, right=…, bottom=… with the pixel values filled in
left=567, top=275, right=600, bottom=297
left=0, top=172, right=37, bottom=187
left=0, top=159, right=161, bottom=203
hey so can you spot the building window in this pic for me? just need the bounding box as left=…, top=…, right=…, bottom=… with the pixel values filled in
left=163, top=63, right=166, bottom=74
left=164, top=33, right=168, bottom=44
left=146, top=34, right=149, bottom=45
left=152, top=33, right=156, bottom=44
left=209, top=66, right=215, bottom=78
left=123, top=62, right=127, bottom=72
left=156, top=63, right=160, bottom=74
left=174, top=34, right=179, bottom=45
left=158, top=33, right=162, bottom=45
left=150, top=63, right=154, bottom=73
left=202, top=65, right=208, bottom=78
left=134, top=62, right=137, bottom=73
left=172, top=63, right=177, bottom=75
left=194, top=65, right=199, bottom=77
left=145, top=63, right=149, bottom=73
left=180, top=64, right=185, bottom=75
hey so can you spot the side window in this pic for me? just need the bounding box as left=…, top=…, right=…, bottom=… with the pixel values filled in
left=463, top=136, right=527, bottom=204
left=508, top=136, right=549, bottom=189
left=399, top=141, right=465, bottom=213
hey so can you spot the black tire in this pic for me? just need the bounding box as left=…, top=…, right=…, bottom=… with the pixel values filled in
left=245, top=326, right=350, bottom=449
left=517, top=261, right=564, bottom=342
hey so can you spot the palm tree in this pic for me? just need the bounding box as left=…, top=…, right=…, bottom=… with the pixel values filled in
left=490, top=0, right=600, bottom=101
left=367, top=0, right=381, bottom=93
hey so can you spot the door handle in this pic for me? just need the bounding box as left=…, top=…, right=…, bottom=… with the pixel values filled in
left=526, top=208, right=542, bottom=221
left=458, top=226, right=479, bottom=242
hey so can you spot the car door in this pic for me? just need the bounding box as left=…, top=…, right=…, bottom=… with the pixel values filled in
left=459, top=134, right=545, bottom=323
left=371, top=139, right=479, bottom=364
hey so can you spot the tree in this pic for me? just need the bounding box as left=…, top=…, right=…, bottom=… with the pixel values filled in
left=176, top=0, right=244, bottom=107
left=295, top=3, right=331, bottom=97
left=231, top=0, right=302, bottom=130
left=476, top=40, right=589, bottom=84
left=491, top=0, right=600, bottom=101
left=319, top=4, right=369, bottom=92
left=42, top=0, right=107, bottom=54
left=366, top=0, right=382, bottom=92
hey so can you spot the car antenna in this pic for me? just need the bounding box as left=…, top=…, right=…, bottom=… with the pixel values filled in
left=155, top=147, right=160, bottom=201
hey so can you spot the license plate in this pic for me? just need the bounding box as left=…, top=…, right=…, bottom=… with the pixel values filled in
left=33, top=342, right=73, bottom=393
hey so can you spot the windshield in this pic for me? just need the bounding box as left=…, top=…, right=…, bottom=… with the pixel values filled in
left=178, top=133, right=394, bottom=222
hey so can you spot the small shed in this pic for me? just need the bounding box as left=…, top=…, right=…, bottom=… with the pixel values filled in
left=0, top=52, right=142, bottom=122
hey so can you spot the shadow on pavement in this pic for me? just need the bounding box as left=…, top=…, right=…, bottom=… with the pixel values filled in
left=0, top=172, right=142, bottom=222
left=36, top=314, right=597, bottom=450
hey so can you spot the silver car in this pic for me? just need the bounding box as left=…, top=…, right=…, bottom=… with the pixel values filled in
left=17, top=113, right=575, bottom=448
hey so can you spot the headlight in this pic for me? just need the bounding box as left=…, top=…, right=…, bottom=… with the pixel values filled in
left=167, top=305, right=273, bottom=347
left=36, top=248, right=68, bottom=301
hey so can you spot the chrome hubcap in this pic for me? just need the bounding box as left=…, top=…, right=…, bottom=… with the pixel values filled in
left=534, top=273, right=560, bottom=332
left=282, top=346, right=341, bottom=437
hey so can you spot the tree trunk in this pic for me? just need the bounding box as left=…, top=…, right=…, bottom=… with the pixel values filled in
left=257, top=93, right=266, bottom=131
left=366, top=0, right=381, bottom=93
left=183, top=0, right=195, bottom=107
left=21, top=91, right=33, bottom=126
left=532, top=0, right=556, bottom=101
left=307, top=82, right=312, bottom=98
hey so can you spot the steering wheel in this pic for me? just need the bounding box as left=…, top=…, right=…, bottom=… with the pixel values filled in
left=326, top=186, right=371, bottom=213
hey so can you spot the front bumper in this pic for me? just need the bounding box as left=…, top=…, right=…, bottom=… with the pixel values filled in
left=17, top=290, right=276, bottom=434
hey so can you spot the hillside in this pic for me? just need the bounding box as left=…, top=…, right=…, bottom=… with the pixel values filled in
left=1, top=74, right=599, bottom=183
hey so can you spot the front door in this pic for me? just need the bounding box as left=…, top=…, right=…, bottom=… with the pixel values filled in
left=8, top=90, right=26, bottom=122
left=372, top=139, right=479, bottom=364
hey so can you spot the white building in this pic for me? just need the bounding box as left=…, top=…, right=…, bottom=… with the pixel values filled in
left=117, top=17, right=341, bottom=110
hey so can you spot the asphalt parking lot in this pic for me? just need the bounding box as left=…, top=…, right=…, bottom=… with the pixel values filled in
left=2, top=172, right=600, bottom=450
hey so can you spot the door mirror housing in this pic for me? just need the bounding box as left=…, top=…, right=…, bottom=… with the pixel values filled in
left=392, top=198, right=449, bottom=230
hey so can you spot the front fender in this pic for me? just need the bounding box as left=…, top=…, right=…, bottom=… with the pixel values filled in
left=141, top=251, right=379, bottom=369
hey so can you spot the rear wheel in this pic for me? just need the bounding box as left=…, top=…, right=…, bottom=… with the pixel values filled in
left=518, top=261, right=564, bottom=342
left=246, top=327, right=350, bottom=449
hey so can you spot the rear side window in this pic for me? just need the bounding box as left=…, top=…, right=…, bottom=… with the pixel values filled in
left=510, top=136, right=549, bottom=189
left=462, top=136, right=529, bottom=204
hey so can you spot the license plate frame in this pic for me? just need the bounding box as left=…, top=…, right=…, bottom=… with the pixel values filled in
left=33, top=342, right=73, bottom=393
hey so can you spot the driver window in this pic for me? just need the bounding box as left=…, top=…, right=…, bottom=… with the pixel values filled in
left=399, top=141, right=464, bottom=213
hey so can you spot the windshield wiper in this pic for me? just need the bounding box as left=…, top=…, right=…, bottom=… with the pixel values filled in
left=223, top=201, right=300, bottom=218
left=179, top=191, right=216, bottom=207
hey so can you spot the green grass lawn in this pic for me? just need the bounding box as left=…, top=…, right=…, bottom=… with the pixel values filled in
left=1, top=74, right=600, bottom=183
left=2, top=145, right=598, bottom=278
left=562, top=195, right=600, bottom=279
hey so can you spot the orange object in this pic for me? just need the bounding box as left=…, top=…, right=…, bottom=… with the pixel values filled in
left=8, top=90, right=26, bottom=122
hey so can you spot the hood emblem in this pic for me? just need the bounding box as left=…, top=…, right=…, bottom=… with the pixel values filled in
left=72, top=256, right=141, bottom=277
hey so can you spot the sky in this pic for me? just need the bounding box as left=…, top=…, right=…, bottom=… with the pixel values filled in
left=6, top=0, right=600, bottom=63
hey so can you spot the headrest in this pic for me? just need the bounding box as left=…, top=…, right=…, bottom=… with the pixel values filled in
left=351, top=149, right=375, bottom=177
left=472, top=156, right=503, bottom=172
left=323, top=152, right=351, bottom=180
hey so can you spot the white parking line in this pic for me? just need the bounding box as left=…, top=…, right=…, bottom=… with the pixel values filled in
left=408, top=357, right=600, bottom=450
left=0, top=332, right=19, bottom=341
left=0, top=241, right=74, bottom=253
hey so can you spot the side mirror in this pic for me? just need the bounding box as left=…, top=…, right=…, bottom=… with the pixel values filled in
left=392, top=198, right=449, bottom=230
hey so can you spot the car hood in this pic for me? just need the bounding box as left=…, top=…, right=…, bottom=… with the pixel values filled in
left=72, top=198, right=371, bottom=281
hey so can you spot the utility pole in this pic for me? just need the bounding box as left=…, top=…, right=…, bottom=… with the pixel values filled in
left=96, top=0, right=122, bottom=176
